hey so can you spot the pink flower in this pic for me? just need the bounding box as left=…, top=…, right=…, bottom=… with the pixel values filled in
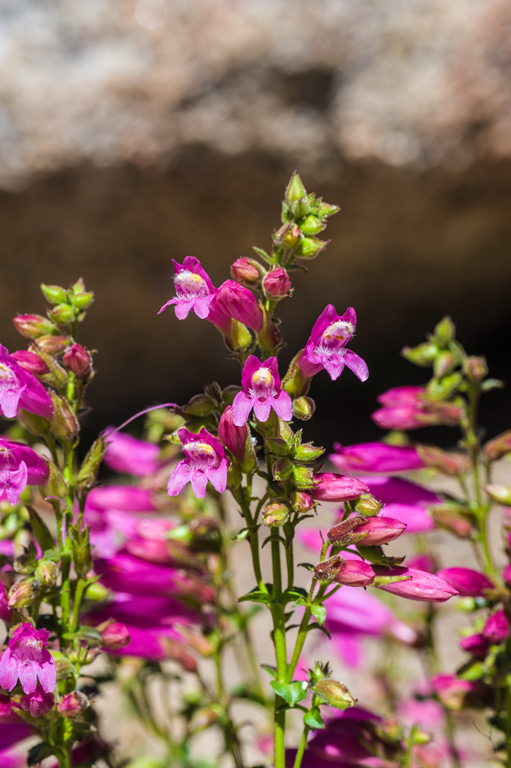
left=374, top=567, right=458, bottom=602
left=218, top=406, right=248, bottom=462
left=330, top=441, right=425, bottom=474
left=158, top=256, right=216, bottom=319
left=0, top=623, right=56, bottom=694
left=328, top=515, right=406, bottom=546
left=212, top=280, right=263, bottom=332
left=482, top=610, right=509, bottom=643
left=0, top=583, right=12, bottom=624
left=19, top=685, right=54, bottom=717
left=62, top=343, right=91, bottom=377
left=335, top=560, right=375, bottom=587
left=459, top=634, right=489, bottom=657
left=167, top=427, right=228, bottom=498
left=298, top=305, right=368, bottom=382
left=263, top=268, right=291, bottom=297
left=0, top=345, right=53, bottom=420
left=10, top=350, right=49, bottom=377
left=363, top=476, right=438, bottom=533
left=103, top=428, right=160, bottom=477
left=86, top=485, right=156, bottom=513
left=372, top=385, right=461, bottom=430
left=100, top=622, right=131, bottom=650
left=0, top=439, right=50, bottom=505
left=312, top=473, right=369, bottom=502
left=435, top=567, right=493, bottom=597
left=232, top=356, right=292, bottom=426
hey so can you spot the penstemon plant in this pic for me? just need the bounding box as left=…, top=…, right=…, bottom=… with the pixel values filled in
left=0, top=173, right=511, bottom=768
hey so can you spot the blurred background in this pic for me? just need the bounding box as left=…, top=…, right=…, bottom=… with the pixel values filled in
left=1, top=0, right=511, bottom=449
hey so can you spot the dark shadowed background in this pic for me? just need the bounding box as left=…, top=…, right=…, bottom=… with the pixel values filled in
left=1, top=0, right=510, bottom=450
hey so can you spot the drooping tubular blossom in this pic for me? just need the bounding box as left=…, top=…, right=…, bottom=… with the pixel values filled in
left=374, top=567, right=458, bottom=602
left=299, top=305, right=369, bottom=382
left=214, top=280, right=264, bottom=332
left=435, top=567, right=494, bottom=597
left=103, top=428, right=161, bottom=477
left=312, top=473, right=369, bottom=502
left=158, top=256, right=216, bottom=320
left=232, top=356, right=292, bottom=426
left=330, top=441, right=425, bottom=474
left=167, top=427, right=228, bottom=498
left=218, top=406, right=248, bottom=463
left=0, top=624, right=56, bottom=694
left=0, top=344, right=53, bottom=420
left=0, top=439, right=49, bottom=505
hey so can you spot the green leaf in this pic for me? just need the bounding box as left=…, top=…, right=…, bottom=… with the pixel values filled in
left=310, top=603, right=327, bottom=626
left=308, top=623, right=331, bottom=639
left=304, top=706, right=325, bottom=729
left=27, top=505, right=55, bottom=552
left=261, top=664, right=277, bottom=679
left=233, top=528, right=250, bottom=542
left=356, top=545, right=405, bottom=566
left=252, top=246, right=272, bottom=264
left=281, top=586, right=308, bottom=605
left=238, top=585, right=272, bottom=604
left=481, top=378, right=504, bottom=392
left=28, top=743, right=55, bottom=765
left=270, top=680, right=309, bottom=707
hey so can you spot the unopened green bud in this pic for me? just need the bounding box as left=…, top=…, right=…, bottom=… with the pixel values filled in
left=84, top=581, right=110, bottom=603
left=13, top=544, right=37, bottom=574
left=35, top=560, right=59, bottom=586
left=486, top=483, right=511, bottom=506
left=355, top=494, right=384, bottom=516
left=297, top=236, right=327, bottom=259
left=76, top=436, right=106, bottom=489
left=182, top=394, right=215, bottom=418
left=51, top=652, right=75, bottom=681
left=227, top=462, right=242, bottom=490
left=292, top=396, right=315, bottom=421
left=48, top=303, right=75, bottom=325
left=263, top=499, right=290, bottom=527
left=41, top=284, right=67, bottom=305
left=229, top=319, right=252, bottom=351
left=434, top=350, right=457, bottom=378
left=222, top=385, right=242, bottom=405
left=35, top=335, right=70, bottom=355
left=69, top=526, right=91, bottom=577
left=412, top=729, right=432, bottom=746
left=464, top=356, right=488, bottom=383
left=72, top=291, right=94, bottom=309
left=256, top=304, right=282, bottom=353
left=285, top=172, right=307, bottom=205
left=312, top=678, right=356, bottom=710
left=17, top=409, right=50, bottom=436
left=294, top=442, right=324, bottom=462
left=275, top=223, right=301, bottom=248
left=8, top=577, right=38, bottom=608
left=315, top=201, right=339, bottom=218
left=434, top=316, right=455, bottom=345
left=401, top=342, right=439, bottom=366
left=50, top=393, right=79, bottom=441
left=265, top=436, right=291, bottom=457
left=299, top=215, right=325, bottom=236
left=427, top=372, right=462, bottom=401
left=43, top=459, right=68, bottom=499
left=292, top=465, right=315, bottom=490
left=35, top=347, right=68, bottom=389
left=272, top=458, right=293, bottom=481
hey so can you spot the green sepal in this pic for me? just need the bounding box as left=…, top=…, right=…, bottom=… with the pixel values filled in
left=356, top=545, right=405, bottom=566
left=233, top=528, right=250, bottom=542
left=481, top=379, right=504, bottom=392
left=304, top=706, right=325, bottom=729
left=26, top=505, right=55, bottom=551
left=252, top=246, right=273, bottom=265
left=309, top=603, right=327, bottom=625
left=372, top=574, right=411, bottom=588
left=270, top=679, right=309, bottom=707
left=261, top=664, right=277, bottom=679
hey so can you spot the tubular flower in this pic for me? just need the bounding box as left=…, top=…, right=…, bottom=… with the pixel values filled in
left=167, top=427, right=228, bottom=498
left=103, top=428, right=161, bottom=477
left=312, top=473, right=369, bottom=502
left=0, top=344, right=53, bottom=420
left=372, top=385, right=462, bottom=430
left=0, top=624, right=56, bottom=694
left=19, top=685, right=54, bottom=717
left=374, top=567, right=458, bottom=602
left=298, top=305, right=368, bottom=382
left=213, top=280, right=263, bottom=332
left=330, top=441, right=425, bottom=474
left=435, top=567, right=494, bottom=597
left=158, top=256, right=216, bottom=319
left=0, top=439, right=49, bottom=505
left=232, top=356, right=292, bottom=426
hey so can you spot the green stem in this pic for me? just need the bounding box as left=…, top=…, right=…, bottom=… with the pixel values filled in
left=506, top=684, right=511, bottom=768
left=70, top=578, right=86, bottom=634
left=271, top=528, right=287, bottom=768
left=444, top=709, right=462, bottom=768
left=293, top=725, right=310, bottom=768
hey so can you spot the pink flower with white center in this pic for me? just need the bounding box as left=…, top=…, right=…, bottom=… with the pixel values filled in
left=19, top=685, right=54, bottom=717
left=0, top=345, right=53, bottom=420
left=232, top=355, right=292, bottom=426
left=158, top=256, right=216, bottom=320
left=0, top=624, right=56, bottom=694
left=298, top=305, right=368, bottom=382
left=0, top=439, right=49, bottom=505
left=167, top=427, right=228, bottom=498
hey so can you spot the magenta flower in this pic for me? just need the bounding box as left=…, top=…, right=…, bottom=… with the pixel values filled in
left=459, top=633, right=489, bottom=657
left=312, top=472, right=369, bottom=502
left=19, top=685, right=54, bottom=717
left=158, top=256, right=216, bottom=319
left=0, top=345, right=53, bottom=420
left=0, top=584, right=12, bottom=624
left=330, top=441, right=425, bottom=474
left=435, top=567, right=494, bottom=597
left=167, top=427, right=228, bottom=498
left=363, top=476, right=438, bottom=533
left=374, top=567, right=458, bottom=602
left=329, top=515, right=406, bottom=547
left=0, top=438, right=49, bottom=505
left=334, top=560, right=375, bottom=587
left=298, top=305, right=368, bottom=382
left=232, top=356, right=292, bottom=426
left=372, top=385, right=461, bottom=430
left=86, top=485, right=156, bottom=513
left=0, top=624, right=56, bottom=694
left=103, top=428, right=161, bottom=477
left=218, top=406, right=248, bottom=462
left=263, top=268, right=292, bottom=297
left=10, top=350, right=49, bottom=377
left=213, top=280, right=263, bottom=332
left=482, top=610, right=509, bottom=643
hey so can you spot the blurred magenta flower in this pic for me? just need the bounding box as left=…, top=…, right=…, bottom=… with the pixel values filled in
left=482, top=610, right=509, bottom=642
left=0, top=624, right=56, bottom=694
left=435, top=567, right=494, bottom=597
left=375, top=567, right=458, bottom=602
left=459, top=633, right=490, bottom=657
left=312, top=473, right=369, bottom=502
left=100, top=622, right=131, bottom=650
left=167, top=427, right=228, bottom=498
left=298, top=305, right=368, bottom=382
left=103, top=428, right=160, bottom=476
left=330, top=441, right=425, bottom=474
left=0, top=584, right=12, bottom=623
left=19, top=685, right=54, bottom=717
left=363, top=476, right=438, bottom=533
left=0, top=344, right=53, bottom=419
left=0, top=439, right=49, bottom=505
left=159, top=256, right=216, bottom=319
left=232, top=356, right=292, bottom=425
left=86, top=485, right=156, bottom=512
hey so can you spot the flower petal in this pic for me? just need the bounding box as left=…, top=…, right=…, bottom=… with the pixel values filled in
left=253, top=397, right=272, bottom=423
left=174, top=300, right=195, bottom=320
left=37, top=654, right=56, bottom=693
left=343, top=350, right=369, bottom=382
left=167, top=461, right=191, bottom=497
left=18, top=662, right=37, bottom=694
left=207, top=459, right=228, bottom=494
left=272, top=391, right=293, bottom=421
left=0, top=649, right=19, bottom=691
left=232, top=392, right=253, bottom=427
left=190, top=470, right=208, bottom=498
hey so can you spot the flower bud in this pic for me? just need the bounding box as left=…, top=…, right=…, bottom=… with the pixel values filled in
left=484, top=432, right=511, bottom=462
left=274, top=223, right=302, bottom=248
left=52, top=653, right=75, bottom=681
left=285, top=172, right=307, bottom=205
left=84, top=581, right=110, bottom=603
left=228, top=319, right=252, bottom=351
left=48, top=303, right=75, bottom=325
left=34, top=335, right=69, bottom=355
left=100, top=622, right=131, bottom=650
left=459, top=633, right=489, bottom=658
left=312, top=473, right=369, bottom=502
left=435, top=567, right=493, bottom=597
left=10, top=350, right=50, bottom=376
left=50, top=393, right=79, bottom=441
left=35, top=560, right=59, bottom=587
left=327, top=515, right=367, bottom=545
left=263, top=268, right=292, bottom=297
left=464, top=356, right=488, bottom=382
left=335, top=560, right=375, bottom=587
left=434, top=350, right=457, bottom=378
left=434, top=316, right=455, bottom=345
left=62, top=343, right=91, bottom=378
left=292, top=465, right=315, bottom=490
left=72, top=291, right=94, bottom=309
left=314, top=554, right=346, bottom=583
left=263, top=499, right=290, bottom=527
left=57, top=691, right=88, bottom=718
left=430, top=503, right=472, bottom=538
left=272, top=458, right=293, bottom=481
left=482, top=610, right=509, bottom=643
left=374, top=567, right=458, bottom=602
left=227, top=461, right=242, bottom=490
left=215, top=280, right=263, bottom=332
left=431, top=674, right=487, bottom=711
left=297, top=236, right=327, bottom=259
left=316, top=201, right=339, bottom=219
left=355, top=494, right=384, bottom=516
left=292, top=396, right=315, bottom=421
left=312, top=679, right=356, bottom=710
left=41, top=284, right=67, bottom=305
left=218, top=406, right=252, bottom=467
left=416, top=445, right=470, bottom=476
left=294, top=442, right=324, bottom=462
left=182, top=394, right=215, bottom=418
left=17, top=410, right=51, bottom=436
left=256, top=304, right=282, bottom=353
left=43, top=459, right=68, bottom=499
left=401, top=342, right=439, bottom=366
left=291, top=491, right=314, bottom=513
left=299, top=215, right=326, bottom=236
left=76, top=436, right=107, bottom=489
left=8, top=577, right=38, bottom=608
left=426, top=372, right=462, bottom=401
left=13, top=314, right=58, bottom=339
left=231, top=257, right=263, bottom=284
